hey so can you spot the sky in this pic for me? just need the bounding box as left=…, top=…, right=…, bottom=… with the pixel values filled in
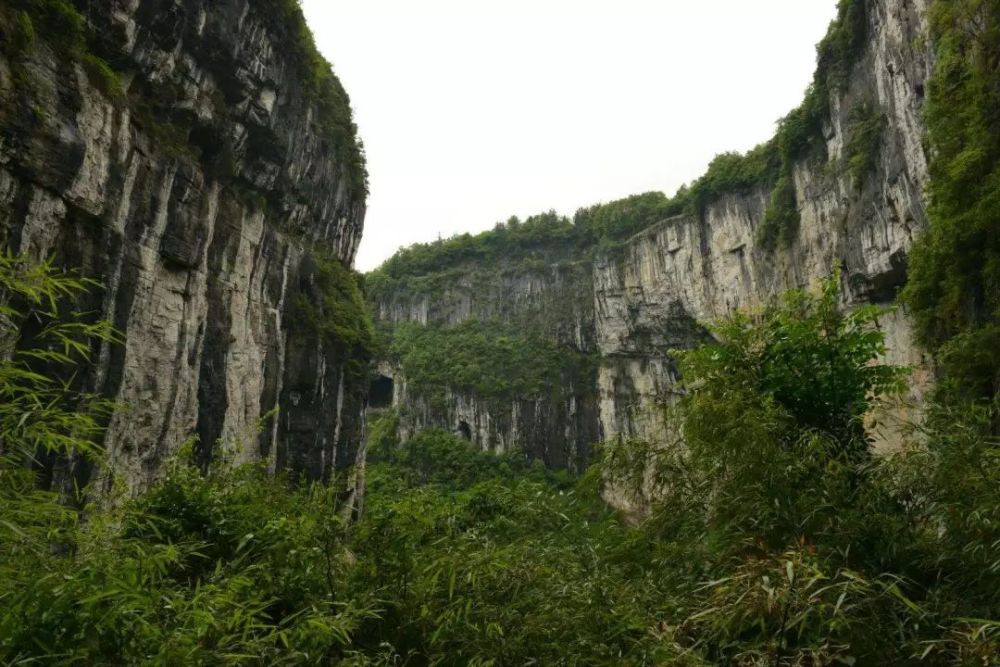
left=299, top=0, right=840, bottom=271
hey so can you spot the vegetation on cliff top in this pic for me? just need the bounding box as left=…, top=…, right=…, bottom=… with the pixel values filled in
left=249, top=0, right=368, bottom=193
left=367, top=0, right=872, bottom=289
left=0, top=0, right=367, bottom=194
left=292, top=249, right=375, bottom=384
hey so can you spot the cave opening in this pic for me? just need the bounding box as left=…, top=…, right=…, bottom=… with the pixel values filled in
left=457, top=420, right=472, bottom=441
left=369, top=374, right=394, bottom=409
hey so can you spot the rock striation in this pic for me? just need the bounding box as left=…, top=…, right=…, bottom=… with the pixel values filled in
left=0, top=0, right=369, bottom=499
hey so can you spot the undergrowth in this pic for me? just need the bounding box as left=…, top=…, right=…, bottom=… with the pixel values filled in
left=4, top=260, right=1000, bottom=665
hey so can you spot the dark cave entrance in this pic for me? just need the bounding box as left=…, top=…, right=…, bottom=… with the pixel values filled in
left=369, top=375, right=394, bottom=409
left=457, top=420, right=472, bottom=441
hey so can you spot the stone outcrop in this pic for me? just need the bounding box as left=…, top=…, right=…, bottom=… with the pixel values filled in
left=371, top=0, right=936, bottom=492
left=0, top=0, right=369, bottom=498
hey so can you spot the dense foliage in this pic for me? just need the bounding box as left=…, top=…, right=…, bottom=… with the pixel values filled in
left=5, top=259, right=1000, bottom=664
left=0, top=0, right=123, bottom=99
left=365, top=210, right=585, bottom=298
left=387, top=319, right=596, bottom=405
left=293, top=249, right=375, bottom=383
left=902, top=0, right=1000, bottom=401
left=8, top=0, right=1000, bottom=662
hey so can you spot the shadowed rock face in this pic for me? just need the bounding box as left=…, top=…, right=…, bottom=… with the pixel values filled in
left=371, top=0, right=936, bottom=498
left=0, top=0, right=368, bottom=498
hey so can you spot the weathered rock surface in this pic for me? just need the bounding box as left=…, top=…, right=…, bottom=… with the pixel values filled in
left=596, top=0, right=934, bottom=453
left=0, top=0, right=368, bottom=497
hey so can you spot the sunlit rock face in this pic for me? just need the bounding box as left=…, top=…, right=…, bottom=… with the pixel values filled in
left=371, top=0, right=936, bottom=501
left=0, top=0, right=368, bottom=498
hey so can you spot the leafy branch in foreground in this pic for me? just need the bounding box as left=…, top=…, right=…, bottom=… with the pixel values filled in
left=0, top=251, right=119, bottom=463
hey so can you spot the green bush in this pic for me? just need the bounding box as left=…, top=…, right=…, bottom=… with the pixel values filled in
left=2, top=458, right=375, bottom=664
left=9, top=0, right=85, bottom=56
left=758, top=171, right=801, bottom=249
left=4, top=254, right=1000, bottom=664
left=844, top=103, right=886, bottom=189
left=668, top=274, right=905, bottom=546
left=81, top=53, right=124, bottom=99
left=9, top=10, right=35, bottom=55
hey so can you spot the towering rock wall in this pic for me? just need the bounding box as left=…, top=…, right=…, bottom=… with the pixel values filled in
left=0, top=0, right=370, bottom=497
left=597, top=0, right=935, bottom=449
left=370, top=0, right=936, bottom=486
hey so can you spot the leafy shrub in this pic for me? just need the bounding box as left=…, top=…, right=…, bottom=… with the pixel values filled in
left=81, top=53, right=123, bottom=99
left=679, top=548, right=921, bottom=665
left=8, top=0, right=84, bottom=56
left=758, top=172, right=801, bottom=249
left=4, top=252, right=1000, bottom=664
left=8, top=10, right=34, bottom=55
left=2, top=458, right=375, bottom=664
left=0, top=252, right=118, bottom=463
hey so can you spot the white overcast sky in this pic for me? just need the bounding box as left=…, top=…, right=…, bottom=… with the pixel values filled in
left=298, top=0, right=839, bottom=271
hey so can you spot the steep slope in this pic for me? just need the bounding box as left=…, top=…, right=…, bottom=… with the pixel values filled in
left=368, top=0, right=935, bottom=481
left=0, top=0, right=371, bottom=498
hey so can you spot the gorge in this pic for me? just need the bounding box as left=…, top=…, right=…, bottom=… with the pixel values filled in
left=2, top=0, right=1000, bottom=663
left=369, top=0, right=934, bottom=492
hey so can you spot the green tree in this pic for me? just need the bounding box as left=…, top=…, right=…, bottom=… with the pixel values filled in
left=673, top=273, right=905, bottom=549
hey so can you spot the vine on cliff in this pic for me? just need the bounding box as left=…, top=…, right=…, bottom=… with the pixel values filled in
left=292, top=250, right=375, bottom=384
left=903, top=0, right=1000, bottom=401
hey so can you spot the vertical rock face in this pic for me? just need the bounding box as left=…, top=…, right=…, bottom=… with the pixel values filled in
left=371, top=0, right=936, bottom=490
left=595, top=0, right=934, bottom=452
left=0, top=0, right=369, bottom=496
left=371, top=260, right=600, bottom=472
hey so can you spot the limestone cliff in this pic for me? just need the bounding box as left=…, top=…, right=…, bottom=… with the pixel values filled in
left=369, top=0, right=935, bottom=489
left=597, top=0, right=934, bottom=449
left=371, top=254, right=599, bottom=471
left=0, top=0, right=370, bottom=498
